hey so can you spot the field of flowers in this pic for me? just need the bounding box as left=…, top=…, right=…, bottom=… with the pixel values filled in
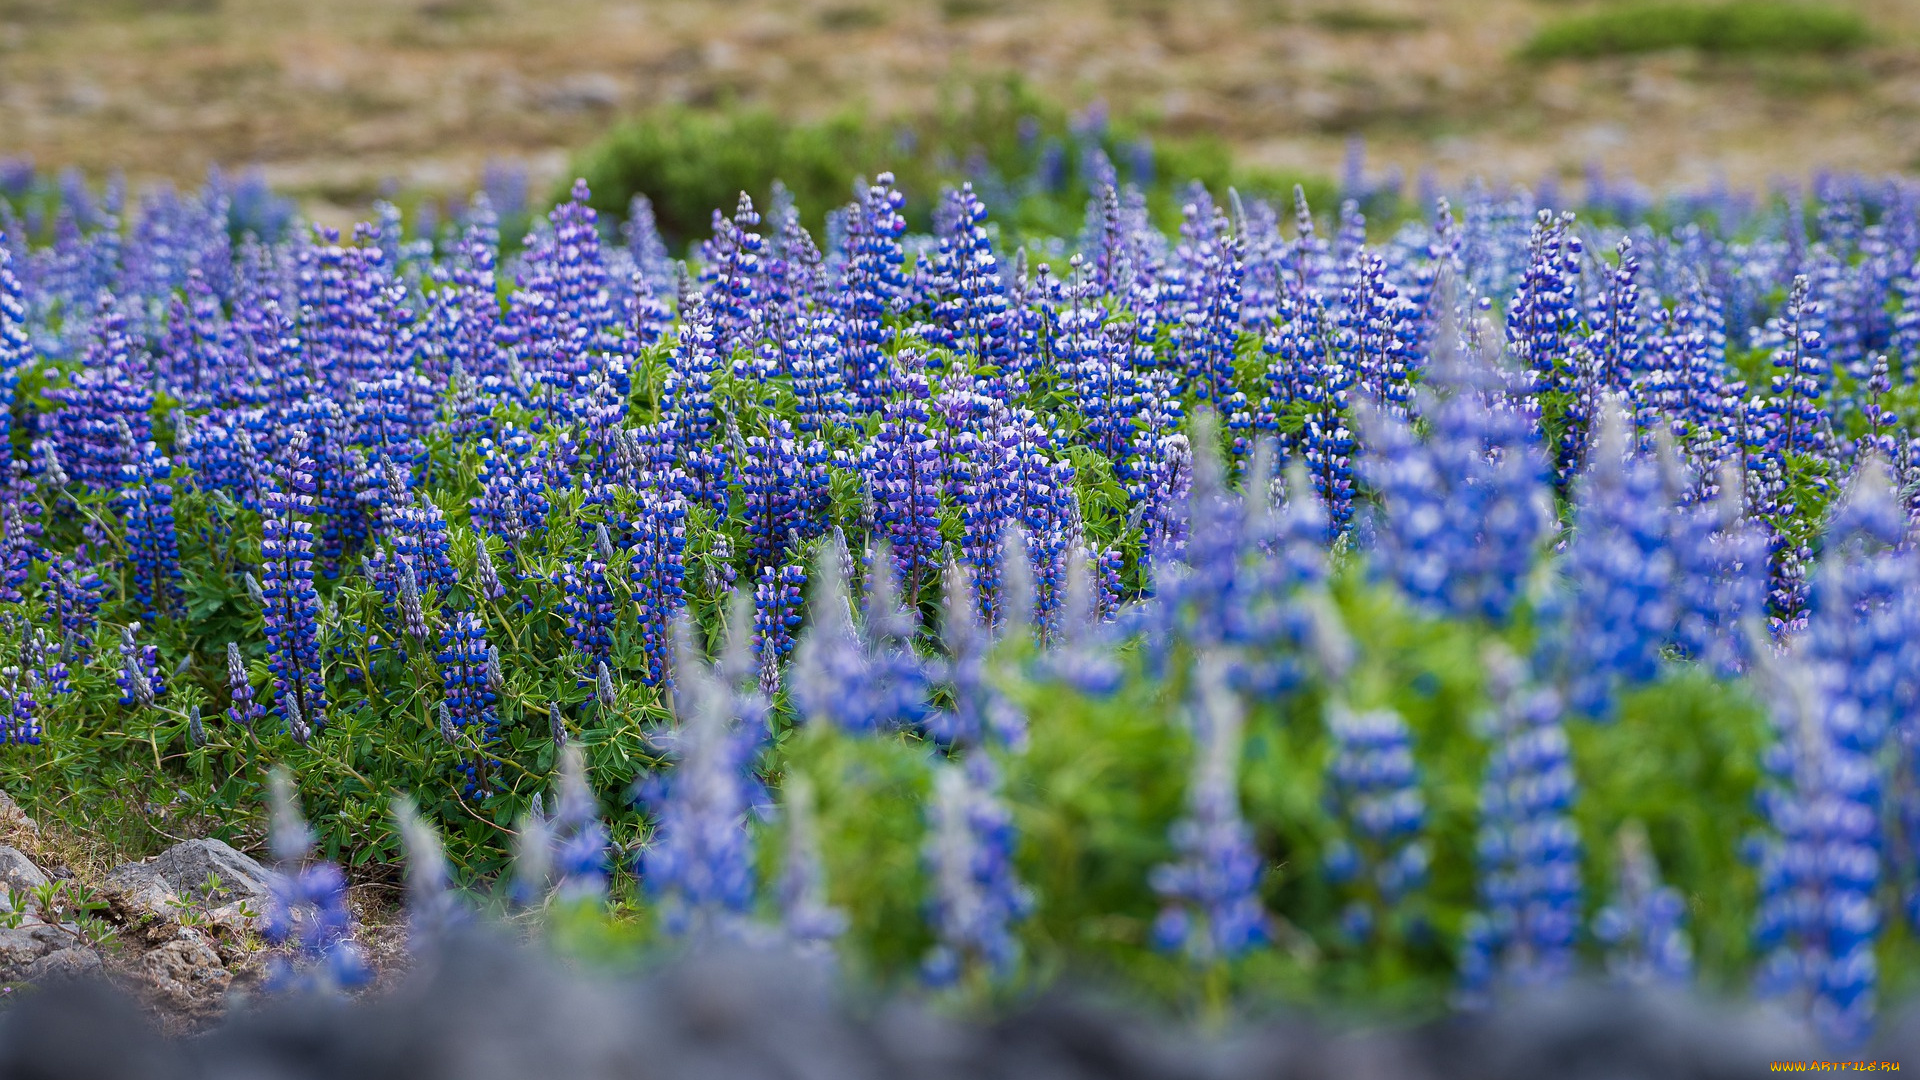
left=0, top=138, right=1915, bottom=1050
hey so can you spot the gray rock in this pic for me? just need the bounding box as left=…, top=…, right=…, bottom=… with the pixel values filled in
left=103, top=862, right=180, bottom=920
left=205, top=900, right=262, bottom=932
left=151, top=839, right=273, bottom=905
left=0, top=846, right=48, bottom=895
left=0, top=924, right=68, bottom=977
left=22, top=946, right=101, bottom=983
left=0, top=791, right=36, bottom=836
left=139, top=933, right=227, bottom=998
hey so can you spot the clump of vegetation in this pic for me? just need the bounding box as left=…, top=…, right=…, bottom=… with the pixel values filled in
left=567, top=78, right=1333, bottom=245
left=1521, top=1, right=1872, bottom=61
left=6, top=130, right=1920, bottom=1046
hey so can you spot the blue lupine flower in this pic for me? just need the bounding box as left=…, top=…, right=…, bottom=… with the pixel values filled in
left=1750, top=648, right=1882, bottom=1049
left=622, top=192, right=675, bottom=292
left=298, top=403, right=372, bottom=580
left=922, top=755, right=1033, bottom=986
left=1168, top=195, right=1247, bottom=416
left=226, top=641, right=263, bottom=728
left=1139, top=429, right=1193, bottom=560
left=1063, top=288, right=1140, bottom=483
left=752, top=562, right=806, bottom=698
left=636, top=619, right=761, bottom=939
left=1560, top=407, right=1674, bottom=719
left=1150, top=650, right=1269, bottom=966
left=859, top=547, right=936, bottom=726
left=0, top=465, right=40, bottom=611
left=1652, top=277, right=1740, bottom=464
left=1458, top=646, right=1582, bottom=1005
left=471, top=541, right=507, bottom=603
left=1803, top=456, right=1913, bottom=753
left=438, top=611, right=498, bottom=796
left=1506, top=210, right=1586, bottom=482
left=840, top=173, right=908, bottom=413
left=945, top=400, right=1023, bottom=626
left=1593, top=823, right=1693, bottom=987
left=469, top=429, right=553, bottom=546
left=1668, top=462, right=1767, bottom=676
left=791, top=536, right=932, bottom=733
left=1039, top=543, right=1124, bottom=697
left=353, top=371, right=434, bottom=482
left=116, top=623, right=165, bottom=711
left=23, top=630, right=68, bottom=704
left=46, top=302, right=152, bottom=490
left=928, top=560, right=1026, bottom=751
left=262, top=770, right=370, bottom=994
left=393, top=798, right=466, bottom=950
left=45, top=555, right=102, bottom=657
left=259, top=434, right=327, bottom=738
left=1292, top=297, right=1357, bottom=536
left=1337, top=249, right=1419, bottom=419
left=1857, top=354, right=1899, bottom=466
left=927, top=183, right=1014, bottom=377
left=504, top=179, right=614, bottom=389
left=1359, top=341, right=1551, bottom=625
left=382, top=495, right=458, bottom=602
left=392, top=559, right=430, bottom=643
left=0, top=236, right=28, bottom=448
left=787, top=307, right=850, bottom=434
left=631, top=486, right=689, bottom=688
left=861, top=367, right=946, bottom=597
left=764, top=188, right=826, bottom=343
left=1142, top=423, right=1324, bottom=696
left=1020, top=449, right=1080, bottom=641
left=1757, top=275, right=1834, bottom=462
left=663, top=292, right=722, bottom=444
left=1587, top=236, right=1645, bottom=398
left=1323, top=702, right=1429, bottom=943
left=436, top=193, right=504, bottom=383
left=544, top=744, right=611, bottom=905
left=703, top=192, right=767, bottom=361
left=739, top=419, right=829, bottom=569
left=0, top=666, right=41, bottom=746
left=558, top=539, right=617, bottom=669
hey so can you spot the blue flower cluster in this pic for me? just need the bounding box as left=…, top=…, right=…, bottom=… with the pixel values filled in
left=1322, top=702, right=1429, bottom=944
left=1150, top=651, right=1269, bottom=965
left=9, top=150, right=1920, bottom=1040
left=262, top=770, right=371, bottom=995
left=636, top=620, right=766, bottom=939
left=1459, top=647, right=1582, bottom=1004
left=922, top=756, right=1033, bottom=985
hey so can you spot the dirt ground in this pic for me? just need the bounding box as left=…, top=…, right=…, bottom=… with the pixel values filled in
left=2, top=0, right=1918, bottom=211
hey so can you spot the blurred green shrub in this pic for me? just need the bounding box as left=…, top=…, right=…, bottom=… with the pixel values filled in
left=567, top=78, right=1336, bottom=246
left=1522, top=1, right=1871, bottom=60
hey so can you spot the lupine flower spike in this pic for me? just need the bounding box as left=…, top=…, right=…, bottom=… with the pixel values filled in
left=262, top=769, right=371, bottom=994
left=778, top=774, right=847, bottom=958
left=394, top=797, right=464, bottom=949
left=1149, top=649, right=1269, bottom=967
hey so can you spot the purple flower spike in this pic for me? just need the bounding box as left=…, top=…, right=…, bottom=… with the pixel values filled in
left=1149, top=650, right=1269, bottom=967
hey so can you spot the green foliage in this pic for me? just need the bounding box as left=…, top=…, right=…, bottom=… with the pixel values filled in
left=1522, top=2, right=1872, bottom=61
left=0, top=309, right=1869, bottom=1013
left=782, top=721, right=937, bottom=984
left=1570, top=674, right=1769, bottom=990
left=0, top=206, right=1898, bottom=1016
left=757, top=571, right=1837, bottom=1012
left=568, top=78, right=1335, bottom=246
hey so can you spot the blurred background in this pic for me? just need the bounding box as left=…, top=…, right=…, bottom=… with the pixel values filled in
left=0, top=0, right=1915, bottom=223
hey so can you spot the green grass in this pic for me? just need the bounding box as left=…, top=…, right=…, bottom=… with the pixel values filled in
left=1522, top=1, right=1872, bottom=61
